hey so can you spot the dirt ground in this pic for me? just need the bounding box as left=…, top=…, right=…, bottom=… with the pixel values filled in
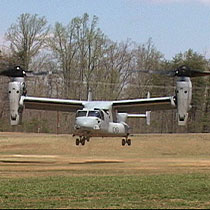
left=1, top=132, right=210, bottom=178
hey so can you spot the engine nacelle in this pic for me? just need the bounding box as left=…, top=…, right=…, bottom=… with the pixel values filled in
left=8, top=78, right=25, bottom=125
left=176, top=77, right=192, bottom=126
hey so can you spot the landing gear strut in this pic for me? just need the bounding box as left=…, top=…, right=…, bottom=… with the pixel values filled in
left=75, top=136, right=90, bottom=146
left=122, top=138, right=131, bottom=146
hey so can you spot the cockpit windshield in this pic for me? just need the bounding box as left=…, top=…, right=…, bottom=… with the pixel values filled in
left=76, top=111, right=87, bottom=117
left=76, top=110, right=104, bottom=120
left=88, top=111, right=101, bottom=118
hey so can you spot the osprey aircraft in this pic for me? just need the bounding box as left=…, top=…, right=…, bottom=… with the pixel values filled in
left=1, top=65, right=210, bottom=146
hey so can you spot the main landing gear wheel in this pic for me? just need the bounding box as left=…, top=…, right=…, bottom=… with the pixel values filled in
left=75, top=136, right=90, bottom=146
left=122, top=138, right=131, bottom=146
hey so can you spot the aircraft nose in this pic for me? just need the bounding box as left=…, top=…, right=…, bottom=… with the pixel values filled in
left=75, top=117, right=100, bottom=130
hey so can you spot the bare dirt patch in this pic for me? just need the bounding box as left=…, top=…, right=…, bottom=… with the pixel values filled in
left=1, top=132, right=210, bottom=177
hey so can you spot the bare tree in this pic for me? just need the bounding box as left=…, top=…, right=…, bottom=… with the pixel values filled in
left=49, top=13, right=107, bottom=99
left=93, top=40, right=134, bottom=100
left=6, top=13, right=50, bottom=70
left=128, top=38, right=164, bottom=98
left=73, top=14, right=107, bottom=99
left=48, top=21, right=79, bottom=98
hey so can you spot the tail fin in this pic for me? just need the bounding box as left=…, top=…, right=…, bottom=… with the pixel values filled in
left=87, top=88, right=92, bottom=101
left=146, top=92, right=151, bottom=125
left=146, top=111, right=151, bottom=126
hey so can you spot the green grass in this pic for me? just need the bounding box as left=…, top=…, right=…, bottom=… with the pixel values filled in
left=1, top=174, right=210, bottom=209
left=1, top=133, right=210, bottom=208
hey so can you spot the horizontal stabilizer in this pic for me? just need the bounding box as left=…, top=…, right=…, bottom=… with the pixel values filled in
left=127, top=111, right=151, bottom=125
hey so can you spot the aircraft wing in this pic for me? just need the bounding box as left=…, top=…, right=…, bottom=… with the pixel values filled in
left=20, top=96, right=84, bottom=112
left=112, top=96, right=176, bottom=113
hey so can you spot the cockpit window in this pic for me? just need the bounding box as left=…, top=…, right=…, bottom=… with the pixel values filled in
left=76, top=111, right=87, bottom=117
left=88, top=111, right=101, bottom=119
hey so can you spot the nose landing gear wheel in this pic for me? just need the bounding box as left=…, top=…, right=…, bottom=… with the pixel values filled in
left=127, top=139, right=131, bottom=146
left=76, top=138, right=80, bottom=146
left=81, top=139, right=85, bottom=146
left=122, top=138, right=132, bottom=146
left=75, top=136, right=89, bottom=146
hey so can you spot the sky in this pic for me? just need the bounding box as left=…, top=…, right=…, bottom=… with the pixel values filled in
left=1, top=0, right=210, bottom=60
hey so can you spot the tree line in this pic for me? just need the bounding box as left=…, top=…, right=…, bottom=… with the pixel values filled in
left=0, top=13, right=210, bottom=134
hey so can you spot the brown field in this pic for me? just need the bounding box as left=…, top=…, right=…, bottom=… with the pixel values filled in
left=1, top=132, right=210, bottom=178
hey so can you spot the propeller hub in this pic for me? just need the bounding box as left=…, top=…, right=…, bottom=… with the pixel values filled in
left=175, top=65, right=192, bottom=77
left=0, top=66, right=26, bottom=77
left=0, top=66, right=54, bottom=78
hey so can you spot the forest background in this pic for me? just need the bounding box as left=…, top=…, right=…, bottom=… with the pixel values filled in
left=1, top=13, right=209, bottom=134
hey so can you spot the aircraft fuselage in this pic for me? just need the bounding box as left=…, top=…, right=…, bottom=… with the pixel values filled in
left=73, top=109, right=130, bottom=138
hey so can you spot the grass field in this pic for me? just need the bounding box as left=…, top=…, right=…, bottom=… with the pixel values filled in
left=1, top=132, right=210, bottom=208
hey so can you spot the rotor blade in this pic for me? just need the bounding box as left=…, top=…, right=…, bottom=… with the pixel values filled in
left=173, top=65, right=210, bottom=77
left=0, top=70, right=9, bottom=76
left=25, top=71, right=49, bottom=77
left=133, top=65, right=210, bottom=78
left=0, top=66, right=60, bottom=78
left=133, top=69, right=176, bottom=77
left=26, top=70, right=60, bottom=76
left=185, top=69, right=210, bottom=77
